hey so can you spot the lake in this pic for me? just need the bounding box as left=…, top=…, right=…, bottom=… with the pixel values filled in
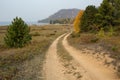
left=0, top=22, right=49, bottom=26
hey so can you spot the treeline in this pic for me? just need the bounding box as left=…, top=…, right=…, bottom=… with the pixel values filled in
left=74, top=0, right=120, bottom=33
left=50, top=18, right=74, bottom=24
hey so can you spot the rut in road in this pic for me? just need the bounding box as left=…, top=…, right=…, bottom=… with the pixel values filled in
left=44, top=34, right=67, bottom=80
left=62, top=33, right=120, bottom=80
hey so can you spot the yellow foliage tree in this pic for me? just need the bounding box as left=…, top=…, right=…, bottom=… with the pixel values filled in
left=74, top=10, right=84, bottom=33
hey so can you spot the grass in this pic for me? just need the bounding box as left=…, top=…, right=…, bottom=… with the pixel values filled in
left=68, top=33, right=99, bottom=50
left=68, top=32, right=120, bottom=77
left=0, top=25, right=69, bottom=80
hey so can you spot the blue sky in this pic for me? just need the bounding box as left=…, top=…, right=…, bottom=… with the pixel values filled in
left=0, top=0, right=103, bottom=22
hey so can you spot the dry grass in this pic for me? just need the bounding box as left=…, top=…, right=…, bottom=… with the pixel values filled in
left=0, top=25, right=69, bottom=80
left=68, top=33, right=99, bottom=50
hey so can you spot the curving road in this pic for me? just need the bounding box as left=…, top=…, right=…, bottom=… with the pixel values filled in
left=44, top=33, right=120, bottom=80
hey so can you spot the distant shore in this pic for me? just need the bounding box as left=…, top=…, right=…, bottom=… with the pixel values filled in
left=0, top=21, right=49, bottom=26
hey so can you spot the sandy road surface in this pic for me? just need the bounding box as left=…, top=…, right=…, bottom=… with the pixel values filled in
left=44, top=34, right=67, bottom=80
left=44, top=33, right=120, bottom=80
left=62, top=33, right=120, bottom=80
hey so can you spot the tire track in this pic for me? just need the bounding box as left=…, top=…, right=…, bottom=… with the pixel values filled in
left=44, top=33, right=67, bottom=80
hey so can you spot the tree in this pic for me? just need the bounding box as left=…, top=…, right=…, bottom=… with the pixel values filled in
left=4, top=17, right=32, bottom=48
left=98, top=0, right=114, bottom=30
left=108, top=0, right=120, bottom=17
left=108, top=0, right=114, bottom=5
left=73, top=10, right=84, bottom=33
left=81, top=5, right=98, bottom=32
left=113, top=0, right=120, bottom=25
left=114, top=0, right=120, bottom=18
left=50, top=18, right=72, bottom=24
left=50, top=20, right=53, bottom=24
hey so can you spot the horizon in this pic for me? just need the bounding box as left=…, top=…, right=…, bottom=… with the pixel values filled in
left=0, top=0, right=103, bottom=22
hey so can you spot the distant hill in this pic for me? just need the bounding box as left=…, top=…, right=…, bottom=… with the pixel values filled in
left=38, top=9, right=80, bottom=23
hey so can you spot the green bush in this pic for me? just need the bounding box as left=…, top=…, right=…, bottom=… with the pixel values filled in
left=71, top=32, right=80, bottom=38
left=91, top=38, right=99, bottom=43
left=97, top=28, right=105, bottom=38
left=4, top=17, right=32, bottom=48
left=108, top=26, right=114, bottom=36
left=111, top=46, right=118, bottom=52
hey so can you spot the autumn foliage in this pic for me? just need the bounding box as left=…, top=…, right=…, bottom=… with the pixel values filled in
left=74, top=10, right=84, bottom=33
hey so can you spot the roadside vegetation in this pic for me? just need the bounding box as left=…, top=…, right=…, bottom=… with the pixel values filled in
left=0, top=24, right=69, bottom=80
left=50, top=18, right=74, bottom=24
left=69, top=0, right=120, bottom=77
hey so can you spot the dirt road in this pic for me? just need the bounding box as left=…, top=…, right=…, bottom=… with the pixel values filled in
left=62, top=33, right=119, bottom=80
left=44, top=34, right=67, bottom=80
left=44, top=33, right=120, bottom=80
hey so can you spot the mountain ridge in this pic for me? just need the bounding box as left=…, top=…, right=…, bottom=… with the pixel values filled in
left=38, top=8, right=80, bottom=23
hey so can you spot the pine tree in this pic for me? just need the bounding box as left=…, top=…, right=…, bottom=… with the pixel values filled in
left=81, top=5, right=98, bottom=32
left=114, top=0, right=120, bottom=25
left=115, top=0, right=120, bottom=18
left=98, top=0, right=114, bottom=29
left=4, top=17, right=32, bottom=48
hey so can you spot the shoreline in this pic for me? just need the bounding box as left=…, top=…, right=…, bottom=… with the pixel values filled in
left=0, top=22, right=49, bottom=26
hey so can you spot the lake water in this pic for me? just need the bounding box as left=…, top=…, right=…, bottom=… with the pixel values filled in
left=0, top=22, right=49, bottom=26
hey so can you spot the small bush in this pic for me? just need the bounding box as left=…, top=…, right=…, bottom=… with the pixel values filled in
left=4, top=17, right=32, bottom=48
left=32, top=32, right=40, bottom=36
left=108, top=26, right=115, bottom=37
left=97, top=28, right=105, bottom=38
left=50, top=33, right=55, bottom=36
left=111, top=46, right=118, bottom=52
left=71, top=32, right=80, bottom=38
left=54, top=30, right=57, bottom=33
left=91, top=38, right=99, bottom=43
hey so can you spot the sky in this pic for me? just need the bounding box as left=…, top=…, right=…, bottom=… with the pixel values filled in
left=0, top=0, right=103, bottom=22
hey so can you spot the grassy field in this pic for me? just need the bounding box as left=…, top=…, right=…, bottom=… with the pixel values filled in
left=0, top=25, right=70, bottom=80
left=68, top=32, right=120, bottom=76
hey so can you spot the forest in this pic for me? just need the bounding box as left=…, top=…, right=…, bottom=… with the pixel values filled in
left=74, top=0, right=120, bottom=34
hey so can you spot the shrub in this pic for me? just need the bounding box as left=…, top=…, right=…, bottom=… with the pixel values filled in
left=4, top=17, right=32, bottom=48
left=71, top=32, right=80, bottom=38
left=97, top=28, right=105, bottom=38
left=108, top=26, right=114, bottom=36
left=32, top=32, right=40, bottom=36
left=91, top=38, right=99, bottom=43
left=111, top=46, right=118, bottom=52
